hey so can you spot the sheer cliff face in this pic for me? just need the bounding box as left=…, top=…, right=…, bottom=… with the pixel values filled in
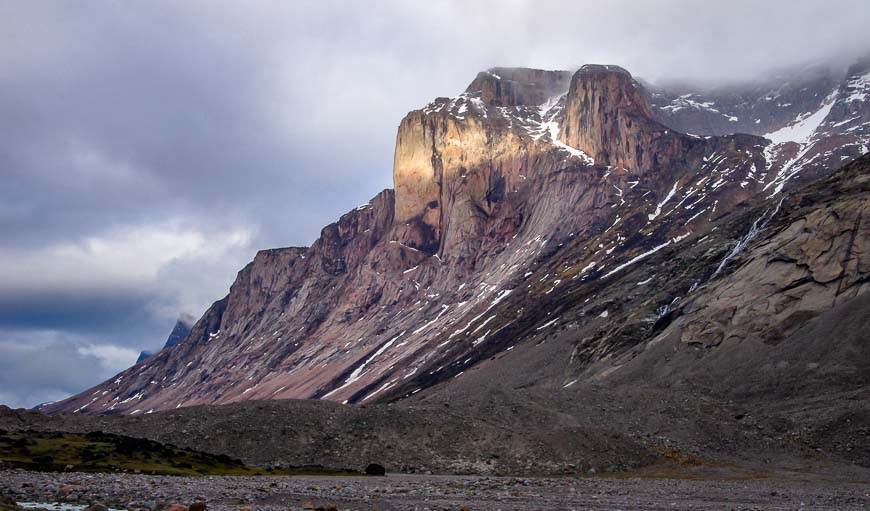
left=561, top=65, right=660, bottom=170
left=392, top=68, right=575, bottom=256
left=390, top=108, right=530, bottom=254
left=47, top=62, right=870, bottom=416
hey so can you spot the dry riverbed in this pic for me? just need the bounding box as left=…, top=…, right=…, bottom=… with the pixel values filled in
left=2, top=469, right=870, bottom=510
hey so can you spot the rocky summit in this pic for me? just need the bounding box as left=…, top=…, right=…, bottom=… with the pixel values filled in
left=29, top=58, right=870, bottom=477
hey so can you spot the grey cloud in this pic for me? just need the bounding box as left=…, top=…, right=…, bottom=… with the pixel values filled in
left=1, top=0, right=868, bottom=408
left=0, top=332, right=139, bottom=409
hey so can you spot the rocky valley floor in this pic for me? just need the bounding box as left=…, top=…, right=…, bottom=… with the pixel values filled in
left=3, top=469, right=870, bottom=511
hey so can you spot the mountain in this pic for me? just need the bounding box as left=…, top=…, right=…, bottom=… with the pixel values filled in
left=135, top=315, right=196, bottom=364
left=14, top=154, right=870, bottom=475
left=645, top=57, right=870, bottom=192
left=45, top=59, right=870, bottom=419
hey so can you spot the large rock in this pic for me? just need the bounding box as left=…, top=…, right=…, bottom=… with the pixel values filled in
left=364, top=462, right=386, bottom=476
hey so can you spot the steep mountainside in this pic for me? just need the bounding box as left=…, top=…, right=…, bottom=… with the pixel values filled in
left=404, top=153, right=869, bottom=472
left=646, top=58, right=870, bottom=192
left=15, top=155, right=870, bottom=475
left=45, top=60, right=870, bottom=417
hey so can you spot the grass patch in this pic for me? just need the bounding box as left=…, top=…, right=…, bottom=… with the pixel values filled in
left=0, top=430, right=358, bottom=477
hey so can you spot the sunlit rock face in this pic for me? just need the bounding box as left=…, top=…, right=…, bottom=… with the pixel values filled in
left=392, top=68, right=575, bottom=255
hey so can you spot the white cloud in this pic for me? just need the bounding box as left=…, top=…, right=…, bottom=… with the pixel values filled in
left=0, top=222, right=248, bottom=286
left=0, top=221, right=255, bottom=321
left=0, top=332, right=140, bottom=408
left=76, top=344, right=140, bottom=373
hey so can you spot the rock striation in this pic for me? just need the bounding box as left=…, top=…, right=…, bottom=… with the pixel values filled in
left=561, top=65, right=663, bottom=170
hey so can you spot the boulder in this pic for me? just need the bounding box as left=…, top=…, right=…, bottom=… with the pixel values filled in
left=365, top=463, right=386, bottom=476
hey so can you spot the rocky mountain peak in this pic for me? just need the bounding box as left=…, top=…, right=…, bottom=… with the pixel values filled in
left=560, top=64, right=668, bottom=170
left=392, top=67, right=571, bottom=255
left=570, top=64, right=651, bottom=116
left=391, top=65, right=659, bottom=257
left=135, top=314, right=196, bottom=363
left=464, top=67, right=573, bottom=107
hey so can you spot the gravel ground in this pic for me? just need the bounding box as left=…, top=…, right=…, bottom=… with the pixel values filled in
left=2, top=469, right=869, bottom=510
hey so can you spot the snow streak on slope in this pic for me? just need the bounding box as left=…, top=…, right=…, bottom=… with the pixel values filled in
left=712, top=198, right=784, bottom=277
left=763, top=90, right=840, bottom=196
left=764, top=90, right=838, bottom=145
left=844, top=71, right=870, bottom=103
left=532, top=95, right=595, bottom=165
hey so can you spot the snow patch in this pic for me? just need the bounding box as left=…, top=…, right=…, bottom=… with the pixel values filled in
left=713, top=198, right=784, bottom=277
left=535, top=317, right=559, bottom=331
left=763, top=90, right=837, bottom=145
left=648, top=181, right=679, bottom=221
left=602, top=240, right=673, bottom=278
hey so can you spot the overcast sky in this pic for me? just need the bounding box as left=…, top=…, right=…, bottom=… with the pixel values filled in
left=1, top=0, right=869, bottom=409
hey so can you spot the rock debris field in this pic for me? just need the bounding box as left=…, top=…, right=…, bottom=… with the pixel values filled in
left=2, top=470, right=870, bottom=511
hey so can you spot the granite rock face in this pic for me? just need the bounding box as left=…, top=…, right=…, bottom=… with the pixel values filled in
left=594, top=157, right=869, bottom=391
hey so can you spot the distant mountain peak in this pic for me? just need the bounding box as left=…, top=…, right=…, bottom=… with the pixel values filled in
left=135, top=315, right=195, bottom=364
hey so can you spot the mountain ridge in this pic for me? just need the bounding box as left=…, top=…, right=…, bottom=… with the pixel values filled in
left=44, top=58, right=870, bottom=416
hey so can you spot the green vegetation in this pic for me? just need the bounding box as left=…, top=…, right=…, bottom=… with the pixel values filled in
left=0, top=429, right=357, bottom=477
